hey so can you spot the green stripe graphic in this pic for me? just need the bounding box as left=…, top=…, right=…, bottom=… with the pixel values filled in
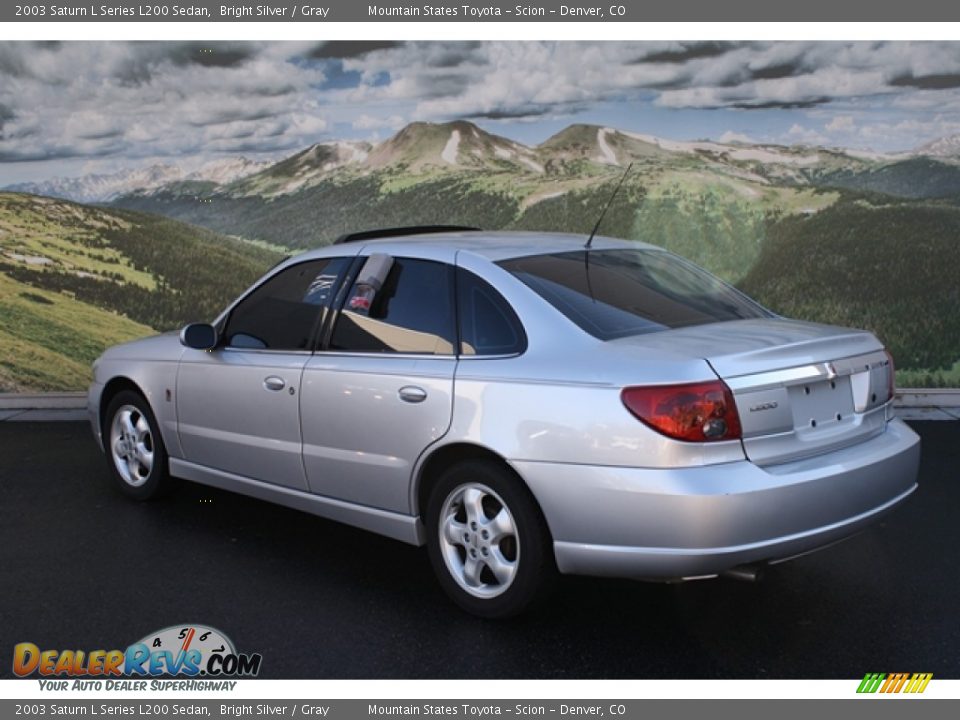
left=857, top=673, right=886, bottom=693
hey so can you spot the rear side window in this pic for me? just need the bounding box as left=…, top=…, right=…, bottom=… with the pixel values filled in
left=498, top=249, right=770, bottom=341
left=330, top=258, right=456, bottom=355
left=457, top=268, right=525, bottom=356
left=223, top=258, right=350, bottom=351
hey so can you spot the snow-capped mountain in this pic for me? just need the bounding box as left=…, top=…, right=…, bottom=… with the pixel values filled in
left=233, top=141, right=372, bottom=196
left=184, top=157, right=273, bottom=185
left=913, top=134, right=960, bottom=159
left=363, top=120, right=541, bottom=173
left=5, top=157, right=271, bottom=203
left=5, top=165, right=184, bottom=203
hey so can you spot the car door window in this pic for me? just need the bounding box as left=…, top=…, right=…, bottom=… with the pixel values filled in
left=329, top=258, right=456, bottom=355
left=457, top=268, right=526, bottom=356
left=224, top=258, right=350, bottom=351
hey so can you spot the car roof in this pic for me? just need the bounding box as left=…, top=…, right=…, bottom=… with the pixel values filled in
left=298, top=230, right=661, bottom=263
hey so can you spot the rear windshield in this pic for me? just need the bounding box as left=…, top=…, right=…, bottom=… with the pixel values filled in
left=498, top=249, right=771, bottom=340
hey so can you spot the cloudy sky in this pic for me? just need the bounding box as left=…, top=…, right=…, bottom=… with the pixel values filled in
left=4, top=40, right=960, bottom=184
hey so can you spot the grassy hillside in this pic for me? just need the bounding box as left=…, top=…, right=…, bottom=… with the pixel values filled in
left=510, top=176, right=647, bottom=238
left=0, top=193, right=282, bottom=391
left=741, top=197, right=960, bottom=384
left=4, top=185, right=956, bottom=390
left=0, top=272, right=152, bottom=392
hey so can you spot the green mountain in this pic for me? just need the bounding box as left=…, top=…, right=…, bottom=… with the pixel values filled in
left=364, top=120, right=539, bottom=173
left=814, top=157, right=960, bottom=198
left=0, top=193, right=282, bottom=391
left=740, top=197, right=960, bottom=386
left=538, top=124, right=670, bottom=172
left=232, top=141, right=373, bottom=197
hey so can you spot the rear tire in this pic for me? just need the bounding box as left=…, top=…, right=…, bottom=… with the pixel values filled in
left=425, top=459, right=557, bottom=618
left=103, top=390, right=174, bottom=500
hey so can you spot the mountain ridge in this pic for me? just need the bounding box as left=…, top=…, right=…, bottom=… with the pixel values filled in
left=16, top=118, right=960, bottom=203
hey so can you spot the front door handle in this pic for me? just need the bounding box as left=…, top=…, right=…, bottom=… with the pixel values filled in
left=398, top=386, right=428, bottom=403
left=263, top=376, right=286, bottom=392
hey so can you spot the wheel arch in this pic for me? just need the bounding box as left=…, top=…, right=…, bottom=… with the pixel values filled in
left=99, top=376, right=149, bottom=437
left=98, top=373, right=181, bottom=460
left=414, top=443, right=504, bottom=519
left=413, top=442, right=545, bottom=526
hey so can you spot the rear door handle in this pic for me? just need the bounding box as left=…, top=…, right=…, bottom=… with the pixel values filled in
left=398, top=386, right=428, bottom=403
left=263, top=376, right=286, bottom=392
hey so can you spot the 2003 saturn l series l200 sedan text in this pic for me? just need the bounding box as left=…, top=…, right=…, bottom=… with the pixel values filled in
left=88, top=227, right=920, bottom=617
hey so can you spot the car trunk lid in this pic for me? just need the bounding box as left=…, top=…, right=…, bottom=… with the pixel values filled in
left=610, top=318, right=894, bottom=465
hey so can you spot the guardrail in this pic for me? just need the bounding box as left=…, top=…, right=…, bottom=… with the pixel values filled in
left=0, top=393, right=86, bottom=409
left=896, top=389, right=960, bottom=407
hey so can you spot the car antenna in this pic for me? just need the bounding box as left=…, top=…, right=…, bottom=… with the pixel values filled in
left=585, top=162, right=634, bottom=249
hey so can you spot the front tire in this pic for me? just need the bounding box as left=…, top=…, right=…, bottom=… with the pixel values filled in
left=104, top=390, right=174, bottom=500
left=425, top=459, right=557, bottom=618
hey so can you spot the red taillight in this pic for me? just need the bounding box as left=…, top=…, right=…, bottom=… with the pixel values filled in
left=621, top=380, right=742, bottom=442
left=884, top=349, right=896, bottom=402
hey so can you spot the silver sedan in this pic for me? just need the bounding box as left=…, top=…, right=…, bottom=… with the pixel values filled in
left=89, top=229, right=920, bottom=617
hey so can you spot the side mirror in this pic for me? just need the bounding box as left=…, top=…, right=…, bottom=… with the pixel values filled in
left=179, top=323, right=218, bottom=350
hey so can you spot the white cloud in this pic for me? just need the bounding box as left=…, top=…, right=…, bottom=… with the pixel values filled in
left=787, top=123, right=829, bottom=146
left=855, top=115, right=960, bottom=151
left=0, top=42, right=328, bottom=164
left=825, top=115, right=856, bottom=132
left=719, top=131, right=757, bottom=144
left=353, top=113, right=405, bottom=130
left=5, top=40, right=960, bottom=178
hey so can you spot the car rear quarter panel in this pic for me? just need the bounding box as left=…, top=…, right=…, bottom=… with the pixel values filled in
left=448, top=365, right=745, bottom=470
left=449, top=253, right=740, bottom=458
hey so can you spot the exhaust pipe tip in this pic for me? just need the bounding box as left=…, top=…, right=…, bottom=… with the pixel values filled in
left=721, top=564, right=765, bottom=583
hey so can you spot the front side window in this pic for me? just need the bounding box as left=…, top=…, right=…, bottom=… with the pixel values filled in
left=330, top=258, right=456, bottom=355
left=499, top=249, right=771, bottom=341
left=223, top=258, right=350, bottom=351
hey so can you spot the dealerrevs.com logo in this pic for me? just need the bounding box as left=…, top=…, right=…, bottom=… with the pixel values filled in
left=13, top=624, right=262, bottom=687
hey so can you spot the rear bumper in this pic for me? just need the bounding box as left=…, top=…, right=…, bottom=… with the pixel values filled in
left=515, top=418, right=920, bottom=580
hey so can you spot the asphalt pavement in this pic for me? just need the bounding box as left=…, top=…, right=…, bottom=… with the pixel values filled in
left=1, top=420, right=958, bottom=679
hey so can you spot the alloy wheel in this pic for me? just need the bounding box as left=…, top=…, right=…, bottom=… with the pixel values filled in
left=109, top=405, right=155, bottom=488
left=438, top=482, right=520, bottom=598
